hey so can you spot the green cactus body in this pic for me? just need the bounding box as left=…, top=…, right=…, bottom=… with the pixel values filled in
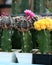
left=0, top=29, right=3, bottom=48
left=37, top=30, right=51, bottom=54
left=21, top=31, right=32, bottom=53
left=1, top=29, right=12, bottom=51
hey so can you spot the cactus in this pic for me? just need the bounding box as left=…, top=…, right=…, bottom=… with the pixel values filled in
left=1, top=29, right=12, bottom=51
left=37, top=30, right=51, bottom=54
left=21, top=31, right=32, bottom=53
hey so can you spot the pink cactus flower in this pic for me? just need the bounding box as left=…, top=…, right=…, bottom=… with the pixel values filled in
left=1, top=12, right=9, bottom=16
left=24, top=9, right=31, bottom=15
left=24, top=9, right=35, bottom=18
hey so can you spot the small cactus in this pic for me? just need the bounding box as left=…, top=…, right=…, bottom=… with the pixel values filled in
left=21, top=31, right=33, bottom=53
left=1, top=29, right=12, bottom=51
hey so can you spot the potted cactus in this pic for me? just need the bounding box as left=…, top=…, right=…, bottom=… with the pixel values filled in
left=1, top=16, right=12, bottom=51
left=34, top=17, right=52, bottom=54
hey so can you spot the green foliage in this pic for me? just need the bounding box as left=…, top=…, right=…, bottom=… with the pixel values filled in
left=49, top=8, right=52, bottom=12
left=34, top=0, right=46, bottom=14
left=12, top=0, right=21, bottom=14
left=21, top=0, right=29, bottom=13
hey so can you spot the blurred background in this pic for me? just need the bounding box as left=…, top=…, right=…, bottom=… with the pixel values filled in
left=0, top=0, right=52, bottom=16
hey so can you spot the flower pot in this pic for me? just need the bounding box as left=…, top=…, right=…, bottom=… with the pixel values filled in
left=15, top=53, right=32, bottom=64
left=0, top=52, right=32, bottom=64
left=0, top=52, right=14, bottom=63
left=33, top=54, right=52, bottom=65
left=34, top=18, right=52, bottom=54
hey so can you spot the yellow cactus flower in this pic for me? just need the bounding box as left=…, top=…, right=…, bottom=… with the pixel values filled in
left=47, top=22, right=52, bottom=31
left=34, top=21, right=41, bottom=31
left=33, top=17, right=52, bottom=31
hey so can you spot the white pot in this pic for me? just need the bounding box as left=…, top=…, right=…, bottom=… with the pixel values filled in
left=0, top=52, right=13, bottom=63
left=0, top=52, right=32, bottom=64
left=15, top=53, right=32, bottom=64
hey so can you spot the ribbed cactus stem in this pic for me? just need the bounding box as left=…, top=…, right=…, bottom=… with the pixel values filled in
left=37, top=30, right=51, bottom=54
left=1, top=29, right=12, bottom=51
left=21, top=31, right=32, bottom=53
